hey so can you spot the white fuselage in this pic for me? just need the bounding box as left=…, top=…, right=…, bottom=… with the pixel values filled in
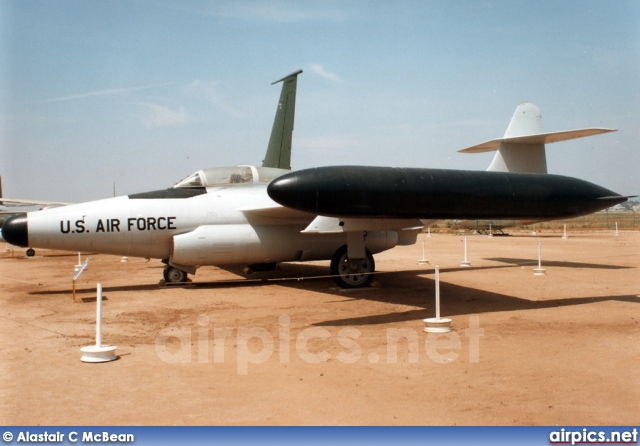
left=25, top=183, right=398, bottom=268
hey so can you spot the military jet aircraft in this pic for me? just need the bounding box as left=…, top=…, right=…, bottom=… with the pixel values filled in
left=2, top=72, right=631, bottom=288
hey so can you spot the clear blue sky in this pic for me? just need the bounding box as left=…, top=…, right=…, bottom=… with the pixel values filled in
left=1, top=0, right=638, bottom=202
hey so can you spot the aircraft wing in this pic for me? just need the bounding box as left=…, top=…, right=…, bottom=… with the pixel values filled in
left=239, top=204, right=314, bottom=224
left=459, top=128, right=616, bottom=153
left=241, top=205, right=424, bottom=243
left=301, top=215, right=424, bottom=233
left=300, top=215, right=423, bottom=247
left=0, top=198, right=72, bottom=207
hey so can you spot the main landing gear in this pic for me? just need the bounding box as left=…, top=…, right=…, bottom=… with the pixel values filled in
left=330, top=245, right=375, bottom=289
left=160, top=247, right=376, bottom=288
left=163, top=265, right=188, bottom=283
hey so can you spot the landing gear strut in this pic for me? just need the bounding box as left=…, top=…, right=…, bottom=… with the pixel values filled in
left=163, top=265, right=188, bottom=283
left=330, top=245, right=375, bottom=289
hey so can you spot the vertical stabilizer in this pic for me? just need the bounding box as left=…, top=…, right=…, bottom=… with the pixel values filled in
left=503, top=103, right=542, bottom=137
left=262, top=69, right=303, bottom=170
left=458, top=103, right=616, bottom=174
left=488, top=103, right=546, bottom=173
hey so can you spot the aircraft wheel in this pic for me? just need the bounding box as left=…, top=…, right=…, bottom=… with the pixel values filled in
left=163, top=265, right=188, bottom=283
left=26, top=248, right=35, bottom=257
left=330, top=245, right=375, bottom=289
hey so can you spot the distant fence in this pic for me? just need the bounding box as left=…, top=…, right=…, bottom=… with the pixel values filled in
left=537, top=211, right=638, bottom=231
left=433, top=210, right=638, bottom=233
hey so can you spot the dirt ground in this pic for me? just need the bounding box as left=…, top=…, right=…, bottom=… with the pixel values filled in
left=1, top=231, right=638, bottom=426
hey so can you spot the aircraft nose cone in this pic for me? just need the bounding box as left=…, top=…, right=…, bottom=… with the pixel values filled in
left=2, top=214, right=29, bottom=247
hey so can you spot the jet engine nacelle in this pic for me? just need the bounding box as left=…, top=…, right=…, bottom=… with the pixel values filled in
left=170, top=224, right=265, bottom=267
left=170, top=224, right=400, bottom=267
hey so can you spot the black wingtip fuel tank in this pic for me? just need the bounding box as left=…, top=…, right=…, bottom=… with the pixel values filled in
left=267, top=166, right=627, bottom=220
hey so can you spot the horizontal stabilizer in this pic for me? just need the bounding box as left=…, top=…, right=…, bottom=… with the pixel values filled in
left=459, top=128, right=616, bottom=154
left=457, top=103, right=618, bottom=173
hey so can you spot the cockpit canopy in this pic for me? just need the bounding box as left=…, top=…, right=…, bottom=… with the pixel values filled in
left=173, top=165, right=289, bottom=189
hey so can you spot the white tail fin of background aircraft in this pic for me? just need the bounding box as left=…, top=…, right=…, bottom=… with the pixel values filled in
left=459, top=103, right=616, bottom=173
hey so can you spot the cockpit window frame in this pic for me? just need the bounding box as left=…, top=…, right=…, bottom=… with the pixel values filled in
left=173, top=165, right=290, bottom=189
left=173, top=171, right=204, bottom=188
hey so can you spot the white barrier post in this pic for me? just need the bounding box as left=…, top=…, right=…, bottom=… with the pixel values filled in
left=72, top=257, right=91, bottom=302
left=74, top=252, right=82, bottom=272
left=460, top=237, right=471, bottom=267
left=435, top=266, right=441, bottom=319
left=614, top=222, right=620, bottom=237
left=80, top=283, right=118, bottom=363
left=418, top=238, right=430, bottom=265
left=424, top=266, right=452, bottom=332
left=533, top=241, right=546, bottom=276
left=562, top=224, right=568, bottom=240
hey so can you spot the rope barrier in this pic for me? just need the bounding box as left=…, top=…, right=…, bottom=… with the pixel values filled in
left=0, top=275, right=43, bottom=286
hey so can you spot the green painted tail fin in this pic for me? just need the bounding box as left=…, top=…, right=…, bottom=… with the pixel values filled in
left=262, top=70, right=303, bottom=170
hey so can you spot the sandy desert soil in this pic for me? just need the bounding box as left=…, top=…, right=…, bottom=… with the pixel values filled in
left=1, top=231, right=638, bottom=425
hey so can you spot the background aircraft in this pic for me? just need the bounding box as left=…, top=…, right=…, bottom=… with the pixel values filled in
left=2, top=72, right=630, bottom=288
left=448, top=219, right=538, bottom=235
left=0, top=177, right=69, bottom=244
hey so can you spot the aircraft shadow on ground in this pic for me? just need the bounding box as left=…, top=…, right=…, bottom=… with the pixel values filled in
left=310, top=261, right=639, bottom=325
left=28, top=260, right=638, bottom=324
left=313, top=285, right=639, bottom=327
left=28, top=264, right=330, bottom=296
left=209, top=261, right=639, bottom=326
left=486, top=257, right=633, bottom=270
left=270, top=263, right=639, bottom=326
left=30, top=283, right=161, bottom=296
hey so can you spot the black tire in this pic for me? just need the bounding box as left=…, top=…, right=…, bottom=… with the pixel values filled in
left=163, top=265, right=187, bottom=283
left=330, top=245, right=375, bottom=288
left=26, top=248, right=35, bottom=257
